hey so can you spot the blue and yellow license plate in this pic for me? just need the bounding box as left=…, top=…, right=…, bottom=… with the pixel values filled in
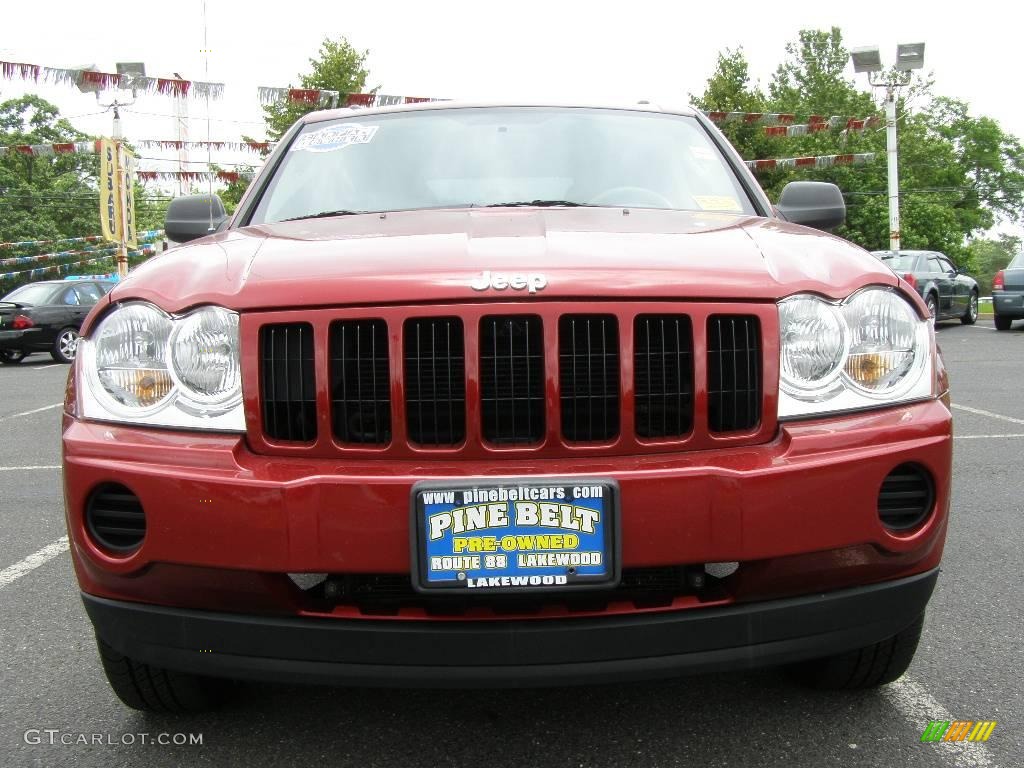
left=411, top=479, right=619, bottom=594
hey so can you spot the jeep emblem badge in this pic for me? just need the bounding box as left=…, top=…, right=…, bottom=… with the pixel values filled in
left=470, top=271, right=547, bottom=294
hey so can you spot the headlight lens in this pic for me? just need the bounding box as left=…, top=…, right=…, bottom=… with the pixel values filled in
left=842, top=290, right=919, bottom=393
left=80, top=302, right=244, bottom=431
left=170, top=307, right=241, bottom=408
left=779, top=296, right=848, bottom=398
left=778, top=288, right=932, bottom=419
left=94, top=303, right=174, bottom=410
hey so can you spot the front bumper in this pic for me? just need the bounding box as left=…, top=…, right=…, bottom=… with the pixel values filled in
left=64, top=397, right=951, bottom=614
left=83, top=568, right=937, bottom=687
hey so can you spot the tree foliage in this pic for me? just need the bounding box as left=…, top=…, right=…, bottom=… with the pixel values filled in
left=693, top=27, right=1024, bottom=267
left=262, top=37, right=371, bottom=141
left=0, top=94, right=100, bottom=243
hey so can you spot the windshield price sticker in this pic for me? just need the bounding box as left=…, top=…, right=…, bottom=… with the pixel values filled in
left=412, top=480, right=618, bottom=593
left=290, top=124, right=378, bottom=153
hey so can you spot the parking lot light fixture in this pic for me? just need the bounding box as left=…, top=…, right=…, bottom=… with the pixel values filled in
left=850, top=43, right=925, bottom=251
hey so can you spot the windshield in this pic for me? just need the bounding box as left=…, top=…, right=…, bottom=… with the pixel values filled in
left=2, top=282, right=58, bottom=304
left=1009, top=252, right=1024, bottom=269
left=879, top=254, right=919, bottom=271
left=249, top=107, right=756, bottom=223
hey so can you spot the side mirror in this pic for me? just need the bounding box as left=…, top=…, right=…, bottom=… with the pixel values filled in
left=164, top=194, right=229, bottom=243
left=776, top=181, right=846, bottom=232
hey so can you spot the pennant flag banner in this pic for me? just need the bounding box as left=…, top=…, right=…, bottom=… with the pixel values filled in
left=0, top=244, right=116, bottom=269
left=133, top=139, right=274, bottom=153
left=764, top=116, right=881, bottom=137
left=746, top=152, right=877, bottom=172
left=0, top=140, right=99, bottom=157
left=0, top=229, right=163, bottom=257
left=705, top=111, right=875, bottom=127
left=0, top=60, right=224, bottom=100
left=136, top=170, right=244, bottom=183
left=0, top=234, right=106, bottom=251
left=257, top=87, right=338, bottom=108
left=257, top=89, right=445, bottom=109
left=0, top=244, right=157, bottom=281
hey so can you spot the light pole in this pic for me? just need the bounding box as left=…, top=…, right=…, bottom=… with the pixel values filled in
left=850, top=43, right=925, bottom=252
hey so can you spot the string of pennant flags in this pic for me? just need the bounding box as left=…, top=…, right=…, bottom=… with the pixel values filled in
left=135, top=170, right=246, bottom=183
left=744, top=152, right=876, bottom=172
left=0, top=60, right=223, bottom=100
left=0, top=243, right=157, bottom=281
left=764, top=116, right=881, bottom=137
left=0, top=139, right=273, bottom=157
left=0, top=230, right=164, bottom=257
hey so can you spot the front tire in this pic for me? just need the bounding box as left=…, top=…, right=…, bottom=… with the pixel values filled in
left=97, top=638, right=224, bottom=713
left=0, top=349, right=26, bottom=365
left=961, top=291, right=978, bottom=325
left=789, top=614, right=923, bottom=690
left=51, top=327, right=79, bottom=363
left=995, top=314, right=1012, bottom=331
left=925, top=294, right=938, bottom=326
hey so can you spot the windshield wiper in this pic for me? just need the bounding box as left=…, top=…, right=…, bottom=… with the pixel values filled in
left=280, top=209, right=365, bottom=222
left=483, top=199, right=590, bottom=208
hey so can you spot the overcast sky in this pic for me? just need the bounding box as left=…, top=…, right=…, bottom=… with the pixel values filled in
left=1, top=0, right=1019, bottom=232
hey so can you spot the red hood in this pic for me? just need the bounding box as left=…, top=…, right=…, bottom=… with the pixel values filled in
left=110, top=208, right=896, bottom=315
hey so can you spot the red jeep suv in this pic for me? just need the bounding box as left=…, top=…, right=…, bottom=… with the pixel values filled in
left=62, top=103, right=951, bottom=712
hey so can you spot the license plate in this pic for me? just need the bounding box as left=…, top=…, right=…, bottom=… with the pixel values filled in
left=411, top=479, right=619, bottom=594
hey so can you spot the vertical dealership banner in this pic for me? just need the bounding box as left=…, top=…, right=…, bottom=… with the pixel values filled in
left=120, top=145, right=138, bottom=249
left=98, top=138, right=122, bottom=244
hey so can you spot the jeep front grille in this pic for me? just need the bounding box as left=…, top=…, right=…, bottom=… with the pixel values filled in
left=260, top=323, right=317, bottom=442
left=480, top=315, right=545, bottom=445
left=329, top=319, right=391, bottom=445
left=404, top=317, right=466, bottom=446
left=559, top=315, right=620, bottom=442
left=250, top=303, right=775, bottom=457
left=634, top=314, right=694, bottom=439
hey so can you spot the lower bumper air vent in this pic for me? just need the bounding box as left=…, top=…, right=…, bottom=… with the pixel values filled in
left=878, top=464, right=934, bottom=531
left=85, top=484, right=146, bottom=552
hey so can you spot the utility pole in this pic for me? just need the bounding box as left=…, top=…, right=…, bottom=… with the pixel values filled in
left=850, top=43, right=925, bottom=252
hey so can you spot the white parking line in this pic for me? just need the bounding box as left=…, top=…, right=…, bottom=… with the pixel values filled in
left=951, top=403, right=1024, bottom=426
left=0, top=465, right=61, bottom=471
left=31, top=364, right=62, bottom=370
left=883, top=675, right=999, bottom=768
left=0, top=537, right=69, bottom=591
left=0, top=403, right=62, bottom=423
left=954, top=434, right=1024, bottom=440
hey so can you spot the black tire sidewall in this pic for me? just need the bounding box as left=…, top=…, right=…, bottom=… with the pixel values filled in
left=52, top=327, right=79, bottom=364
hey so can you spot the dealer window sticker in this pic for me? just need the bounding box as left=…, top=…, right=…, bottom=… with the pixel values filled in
left=693, top=195, right=743, bottom=212
left=290, top=123, right=379, bottom=153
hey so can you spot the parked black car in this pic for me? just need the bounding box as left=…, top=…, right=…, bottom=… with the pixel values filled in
left=0, top=278, right=116, bottom=364
left=873, top=250, right=979, bottom=325
left=992, top=252, right=1024, bottom=331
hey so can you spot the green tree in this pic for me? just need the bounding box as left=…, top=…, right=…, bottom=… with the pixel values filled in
left=263, top=37, right=371, bottom=140
left=0, top=94, right=99, bottom=243
left=966, top=235, right=1021, bottom=294
left=692, top=27, right=1022, bottom=262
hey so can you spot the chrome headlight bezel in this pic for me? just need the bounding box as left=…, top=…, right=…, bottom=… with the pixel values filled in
left=78, top=301, right=245, bottom=432
left=777, top=287, right=934, bottom=420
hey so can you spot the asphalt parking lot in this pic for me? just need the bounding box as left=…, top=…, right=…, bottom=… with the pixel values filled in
left=1, top=319, right=1021, bottom=768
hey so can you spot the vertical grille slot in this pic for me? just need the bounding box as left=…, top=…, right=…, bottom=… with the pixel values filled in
left=559, top=315, right=619, bottom=442
left=480, top=315, right=545, bottom=445
left=260, top=323, right=317, bottom=442
left=329, top=320, right=391, bottom=445
left=634, top=315, right=694, bottom=438
left=404, top=317, right=466, bottom=446
left=707, top=315, right=761, bottom=433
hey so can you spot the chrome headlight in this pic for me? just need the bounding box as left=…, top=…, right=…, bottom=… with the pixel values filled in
left=778, top=288, right=932, bottom=419
left=79, top=302, right=244, bottom=431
